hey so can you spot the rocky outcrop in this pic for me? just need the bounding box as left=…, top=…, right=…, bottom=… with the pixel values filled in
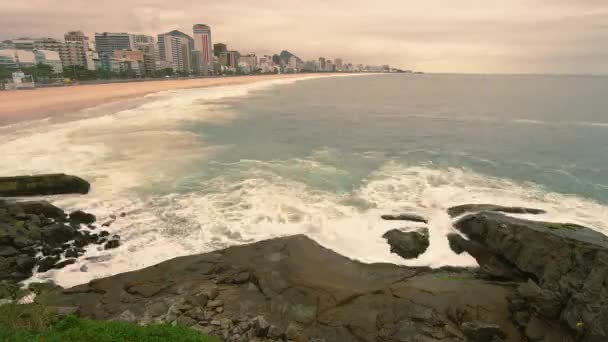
left=0, top=174, right=90, bottom=197
left=38, top=235, right=573, bottom=342
left=447, top=204, right=546, bottom=218
left=453, top=212, right=608, bottom=341
left=383, top=228, right=429, bottom=259
left=381, top=213, right=428, bottom=223
left=0, top=200, right=118, bottom=282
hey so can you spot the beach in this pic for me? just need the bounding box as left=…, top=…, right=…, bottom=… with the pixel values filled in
left=0, top=74, right=331, bottom=123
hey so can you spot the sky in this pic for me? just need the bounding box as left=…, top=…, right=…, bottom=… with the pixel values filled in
left=1, top=0, right=607, bottom=74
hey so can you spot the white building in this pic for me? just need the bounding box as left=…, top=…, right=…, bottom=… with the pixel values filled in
left=157, top=33, right=191, bottom=73
left=34, top=50, right=63, bottom=73
left=0, top=49, right=36, bottom=68
left=239, top=54, right=258, bottom=73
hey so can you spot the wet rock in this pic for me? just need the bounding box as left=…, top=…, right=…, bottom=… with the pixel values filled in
left=42, top=223, right=78, bottom=245
left=207, top=299, right=223, bottom=308
left=69, top=210, right=96, bottom=225
left=0, top=174, right=90, bottom=197
left=37, top=256, right=60, bottom=273
left=461, top=321, right=506, bottom=342
left=383, top=228, right=429, bottom=259
left=104, top=240, right=120, bottom=250
left=455, top=212, right=608, bottom=340
left=381, top=213, right=428, bottom=223
left=64, top=248, right=79, bottom=258
left=447, top=204, right=546, bottom=218
left=15, top=255, right=36, bottom=272
left=53, top=258, right=77, bottom=269
left=18, top=201, right=66, bottom=220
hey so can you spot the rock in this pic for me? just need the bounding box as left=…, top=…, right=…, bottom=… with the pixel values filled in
left=101, top=219, right=115, bottom=227
left=53, top=258, right=77, bottom=269
left=447, top=204, right=546, bottom=218
left=64, top=248, right=79, bottom=258
left=42, top=235, right=571, bottom=342
left=0, top=246, right=19, bottom=257
left=461, top=321, right=506, bottom=342
left=447, top=233, right=524, bottom=281
left=252, top=316, right=270, bottom=337
left=383, top=228, right=429, bottom=259
left=455, top=212, right=608, bottom=340
left=207, top=299, right=223, bottom=308
left=49, top=306, right=79, bottom=316
left=79, top=265, right=88, bottom=272
left=37, top=256, right=60, bottom=273
left=381, top=213, right=428, bottom=223
left=15, top=255, right=36, bottom=272
left=42, top=223, right=78, bottom=245
left=18, top=201, right=66, bottom=220
left=0, top=174, right=90, bottom=197
left=104, top=240, right=120, bottom=250
left=176, top=315, right=197, bottom=327
left=69, top=210, right=96, bottom=225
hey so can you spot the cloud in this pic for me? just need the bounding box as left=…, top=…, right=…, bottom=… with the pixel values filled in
left=1, top=0, right=607, bottom=73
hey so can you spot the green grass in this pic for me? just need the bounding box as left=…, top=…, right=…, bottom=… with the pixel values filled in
left=0, top=303, right=221, bottom=342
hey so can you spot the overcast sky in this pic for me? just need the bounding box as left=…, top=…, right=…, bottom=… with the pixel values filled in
left=1, top=0, right=607, bottom=74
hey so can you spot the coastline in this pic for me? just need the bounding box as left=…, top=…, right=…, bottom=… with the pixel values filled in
left=0, top=74, right=340, bottom=124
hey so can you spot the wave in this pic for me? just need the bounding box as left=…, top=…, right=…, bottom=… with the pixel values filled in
left=25, top=155, right=608, bottom=288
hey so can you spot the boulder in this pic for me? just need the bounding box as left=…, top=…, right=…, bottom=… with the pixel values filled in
left=383, top=228, right=429, bottom=259
left=18, top=201, right=66, bottom=220
left=447, top=204, right=546, bottom=218
left=381, top=213, right=428, bottom=223
left=69, top=210, right=96, bottom=225
left=454, top=212, right=608, bottom=340
left=0, top=174, right=90, bottom=197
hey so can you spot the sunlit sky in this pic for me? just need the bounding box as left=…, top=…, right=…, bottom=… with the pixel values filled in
left=1, top=0, right=607, bottom=74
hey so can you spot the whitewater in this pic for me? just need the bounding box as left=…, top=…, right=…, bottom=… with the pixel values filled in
left=2, top=74, right=608, bottom=288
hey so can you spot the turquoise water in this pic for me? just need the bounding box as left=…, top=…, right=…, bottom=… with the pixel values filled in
left=3, top=74, right=608, bottom=287
left=190, top=74, right=608, bottom=203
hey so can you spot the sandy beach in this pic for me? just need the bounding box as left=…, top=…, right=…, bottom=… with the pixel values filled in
left=0, top=74, right=329, bottom=123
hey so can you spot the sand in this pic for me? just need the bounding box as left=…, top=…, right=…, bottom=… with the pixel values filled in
left=0, top=74, right=329, bottom=123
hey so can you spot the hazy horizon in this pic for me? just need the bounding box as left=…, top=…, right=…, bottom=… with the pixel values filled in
left=1, top=0, right=607, bottom=74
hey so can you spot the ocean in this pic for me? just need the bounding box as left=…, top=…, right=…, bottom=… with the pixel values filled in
left=2, top=73, right=608, bottom=287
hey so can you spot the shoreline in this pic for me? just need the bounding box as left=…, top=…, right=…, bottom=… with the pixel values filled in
left=0, top=74, right=341, bottom=124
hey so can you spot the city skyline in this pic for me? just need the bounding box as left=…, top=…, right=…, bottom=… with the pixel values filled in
left=1, top=0, right=607, bottom=74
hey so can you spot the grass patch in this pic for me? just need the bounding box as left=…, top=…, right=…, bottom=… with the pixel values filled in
left=0, top=303, right=221, bottom=342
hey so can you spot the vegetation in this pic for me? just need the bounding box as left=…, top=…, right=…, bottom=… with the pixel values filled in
left=0, top=281, right=220, bottom=342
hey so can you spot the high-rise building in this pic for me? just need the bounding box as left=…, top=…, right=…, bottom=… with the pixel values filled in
left=63, top=31, right=90, bottom=69
left=213, top=43, right=226, bottom=57
left=193, top=24, right=213, bottom=74
left=95, top=32, right=135, bottom=70
left=318, top=57, right=326, bottom=71
left=132, top=35, right=156, bottom=75
left=157, top=33, right=191, bottom=73
left=239, top=54, right=258, bottom=73
left=335, top=58, right=343, bottom=71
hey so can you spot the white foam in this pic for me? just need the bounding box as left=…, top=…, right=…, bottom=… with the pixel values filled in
left=5, top=75, right=607, bottom=288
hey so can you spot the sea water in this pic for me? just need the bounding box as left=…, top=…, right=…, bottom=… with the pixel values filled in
left=2, top=73, right=607, bottom=287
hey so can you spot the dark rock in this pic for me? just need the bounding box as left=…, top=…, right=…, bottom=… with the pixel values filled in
left=37, top=256, right=60, bottom=273
left=42, top=223, right=78, bottom=245
left=104, top=240, right=120, bottom=250
left=15, top=255, right=36, bottom=272
left=461, top=321, right=506, bottom=342
left=18, top=201, right=66, bottom=220
left=64, top=248, right=79, bottom=258
left=251, top=316, right=270, bottom=337
left=0, top=245, right=19, bottom=257
left=454, top=212, right=608, bottom=340
left=383, top=228, right=429, bottom=259
left=120, top=212, right=127, bottom=218
left=69, top=210, right=96, bottom=225
left=101, top=220, right=115, bottom=227
left=41, top=235, right=541, bottom=341
left=447, top=204, right=546, bottom=218
left=381, top=213, right=428, bottom=223
left=447, top=233, right=524, bottom=281
left=53, top=259, right=77, bottom=270
left=0, top=174, right=90, bottom=197
left=99, top=231, right=110, bottom=238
